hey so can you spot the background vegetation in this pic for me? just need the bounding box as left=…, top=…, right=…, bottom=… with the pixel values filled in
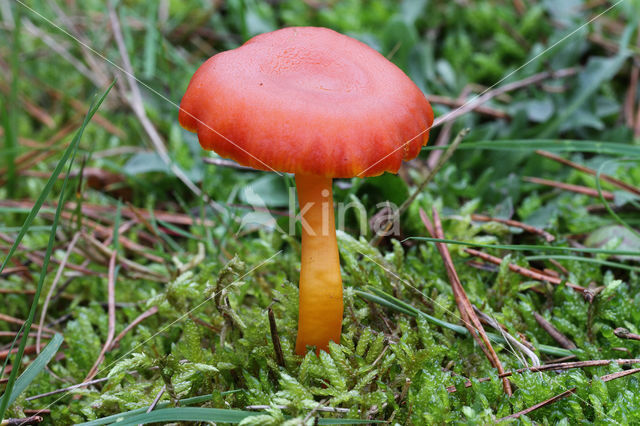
left=1, top=0, right=640, bottom=424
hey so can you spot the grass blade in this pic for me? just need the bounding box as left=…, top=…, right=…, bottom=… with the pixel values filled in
left=525, top=255, right=640, bottom=272
left=0, top=82, right=114, bottom=275
left=113, top=407, right=378, bottom=425
left=540, top=53, right=629, bottom=138
left=356, top=288, right=573, bottom=358
left=0, top=83, right=114, bottom=420
left=421, top=140, right=640, bottom=156
left=112, top=407, right=261, bottom=425
left=0, top=334, right=63, bottom=409
left=404, top=237, right=640, bottom=256
left=77, top=391, right=241, bottom=426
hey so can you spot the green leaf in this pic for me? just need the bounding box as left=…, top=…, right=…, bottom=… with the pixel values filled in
left=542, top=53, right=629, bottom=137
left=0, top=334, right=63, bottom=409
left=585, top=225, right=640, bottom=260
left=239, top=174, right=290, bottom=208
left=358, top=172, right=409, bottom=206
left=123, top=152, right=171, bottom=175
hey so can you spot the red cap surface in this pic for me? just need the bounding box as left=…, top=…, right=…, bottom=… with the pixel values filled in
left=179, top=27, right=433, bottom=178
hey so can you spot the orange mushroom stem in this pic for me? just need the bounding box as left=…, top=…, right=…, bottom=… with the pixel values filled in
left=294, top=174, right=343, bottom=355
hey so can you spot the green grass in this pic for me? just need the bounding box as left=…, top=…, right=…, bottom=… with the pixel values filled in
left=1, top=0, right=640, bottom=424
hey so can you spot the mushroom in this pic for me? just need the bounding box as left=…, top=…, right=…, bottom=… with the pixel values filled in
left=179, top=27, right=433, bottom=355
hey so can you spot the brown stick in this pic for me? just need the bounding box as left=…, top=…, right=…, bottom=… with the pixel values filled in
left=0, top=265, right=33, bottom=282
left=0, top=57, right=124, bottom=139
left=25, top=377, right=110, bottom=401
left=83, top=252, right=117, bottom=382
left=498, top=368, right=640, bottom=420
left=421, top=208, right=512, bottom=396
left=0, top=289, right=73, bottom=299
left=464, top=248, right=586, bottom=292
left=473, top=307, right=540, bottom=366
left=37, top=233, right=80, bottom=353
left=614, top=328, right=640, bottom=341
left=0, top=232, right=99, bottom=277
left=524, top=176, right=615, bottom=200
left=536, top=150, right=640, bottom=196
left=188, top=314, right=220, bottom=333
left=471, top=213, right=555, bottom=242
left=426, top=84, right=471, bottom=170
left=625, top=54, right=639, bottom=128
left=83, top=232, right=168, bottom=282
left=108, top=4, right=226, bottom=219
left=203, top=157, right=256, bottom=171
left=0, top=331, right=52, bottom=338
left=0, top=80, right=55, bottom=128
left=109, top=305, right=159, bottom=350
left=533, top=312, right=577, bottom=349
left=0, top=122, right=78, bottom=183
left=0, top=415, right=44, bottom=425
left=502, top=388, right=577, bottom=420
left=20, top=98, right=55, bottom=128
left=268, top=307, right=285, bottom=367
left=0, top=200, right=215, bottom=228
left=632, top=29, right=640, bottom=139
left=426, top=94, right=509, bottom=119
left=0, top=313, right=58, bottom=335
left=548, top=258, right=569, bottom=276
left=22, top=410, right=50, bottom=416
left=0, top=343, right=48, bottom=360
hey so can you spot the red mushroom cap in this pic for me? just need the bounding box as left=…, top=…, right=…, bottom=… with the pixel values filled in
left=179, top=26, right=433, bottom=178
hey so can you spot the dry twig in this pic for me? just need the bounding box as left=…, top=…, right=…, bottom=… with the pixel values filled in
left=203, top=157, right=256, bottom=171
left=0, top=313, right=57, bottom=335
left=25, top=377, right=109, bottom=401
left=107, top=5, right=226, bottom=218
left=614, top=328, right=640, bottom=341
left=83, top=232, right=168, bottom=282
left=420, top=208, right=512, bottom=396
left=471, top=214, right=555, bottom=242
left=473, top=307, right=540, bottom=367
left=0, top=122, right=78, bottom=184
left=536, top=150, right=640, bottom=196
left=426, top=86, right=472, bottom=170
left=534, top=312, right=577, bottom=350
left=146, top=385, right=166, bottom=415
left=83, top=252, right=117, bottom=382
left=432, top=68, right=579, bottom=127
left=268, top=306, right=285, bottom=368
left=0, top=415, right=44, bottom=426
left=524, top=176, right=615, bottom=200
left=370, top=128, right=468, bottom=247
left=37, top=233, right=80, bottom=353
left=498, top=368, right=640, bottom=421
left=0, top=344, right=47, bottom=360
left=463, top=248, right=586, bottom=292
left=109, top=306, right=159, bottom=350
left=426, top=94, right=508, bottom=119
